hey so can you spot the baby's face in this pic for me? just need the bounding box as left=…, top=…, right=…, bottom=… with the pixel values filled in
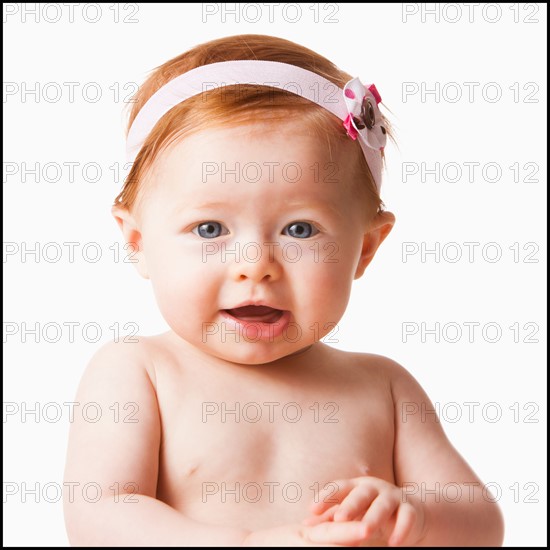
left=133, top=122, right=383, bottom=364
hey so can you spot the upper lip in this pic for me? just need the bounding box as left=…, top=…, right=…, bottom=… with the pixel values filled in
left=223, top=300, right=285, bottom=311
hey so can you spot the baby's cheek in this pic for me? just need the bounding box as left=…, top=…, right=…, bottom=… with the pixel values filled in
left=148, top=255, right=216, bottom=327
left=293, top=262, right=353, bottom=325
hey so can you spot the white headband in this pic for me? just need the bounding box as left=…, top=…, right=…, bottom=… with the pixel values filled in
left=126, top=60, right=387, bottom=191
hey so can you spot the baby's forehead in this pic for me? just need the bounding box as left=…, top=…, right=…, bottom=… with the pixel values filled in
left=154, top=122, right=355, bottom=181
left=141, top=140, right=357, bottom=218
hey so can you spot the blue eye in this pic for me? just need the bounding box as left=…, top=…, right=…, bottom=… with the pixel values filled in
left=284, top=222, right=318, bottom=239
left=193, top=222, right=227, bottom=239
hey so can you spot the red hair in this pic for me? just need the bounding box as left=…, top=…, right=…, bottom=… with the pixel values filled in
left=114, top=34, right=391, bottom=220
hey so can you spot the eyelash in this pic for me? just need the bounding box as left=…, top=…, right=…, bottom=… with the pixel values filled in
left=190, top=220, right=321, bottom=239
left=191, top=221, right=229, bottom=239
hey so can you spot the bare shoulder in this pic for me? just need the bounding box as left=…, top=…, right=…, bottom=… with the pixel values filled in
left=68, top=334, right=177, bottom=435
left=323, top=345, right=416, bottom=389
left=78, top=333, right=168, bottom=396
left=358, top=351, right=422, bottom=390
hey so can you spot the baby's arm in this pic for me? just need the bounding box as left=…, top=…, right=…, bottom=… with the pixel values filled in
left=390, top=360, right=505, bottom=546
left=63, top=341, right=249, bottom=546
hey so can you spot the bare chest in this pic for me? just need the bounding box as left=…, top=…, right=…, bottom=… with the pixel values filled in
left=153, top=364, right=395, bottom=529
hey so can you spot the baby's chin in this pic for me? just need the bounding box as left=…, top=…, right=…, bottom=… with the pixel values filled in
left=174, top=333, right=314, bottom=367
left=202, top=341, right=307, bottom=366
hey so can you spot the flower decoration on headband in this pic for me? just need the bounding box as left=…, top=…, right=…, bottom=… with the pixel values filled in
left=342, top=78, right=386, bottom=151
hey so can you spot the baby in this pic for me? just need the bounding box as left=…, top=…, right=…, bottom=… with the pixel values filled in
left=63, top=35, right=504, bottom=546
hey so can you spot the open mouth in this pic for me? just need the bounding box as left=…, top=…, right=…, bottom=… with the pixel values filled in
left=223, top=305, right=285, bottom=324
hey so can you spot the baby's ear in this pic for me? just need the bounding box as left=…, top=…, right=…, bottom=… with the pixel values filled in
left=354, top=211, right=395, bottom=280
left=111, top=206, right=149, bottom=279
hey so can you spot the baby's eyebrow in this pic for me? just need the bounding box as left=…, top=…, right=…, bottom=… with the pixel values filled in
left=172, top=199, right=342, bottom=218
left=171, top=200, right=227, bottom=216
left=285, top=200, right=342, bottom=218
left=184, top=200, right=228, bottom=210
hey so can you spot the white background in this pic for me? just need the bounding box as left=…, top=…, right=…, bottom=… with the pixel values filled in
left=3, top=3, right=547, bottom=546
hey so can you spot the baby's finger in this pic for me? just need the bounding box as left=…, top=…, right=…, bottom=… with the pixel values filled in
left=388, top=503, right=417, bottom=547
left=302, top=505, right=338, bottom=526
left=333, top=484, right=378, bottom=522
left=310, top=479, right=355, bottom=515
left=304, top=521, right=368, bottom=546
left=361, top=495, right=399, bottom=538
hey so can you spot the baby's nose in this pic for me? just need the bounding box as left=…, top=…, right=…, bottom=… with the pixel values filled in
left=229, top=240, right=283, bottom=283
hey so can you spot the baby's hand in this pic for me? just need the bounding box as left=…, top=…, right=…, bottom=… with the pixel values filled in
left=303, top=477, right=426, bottom=547
left=243, top=522, right=368, bottom=547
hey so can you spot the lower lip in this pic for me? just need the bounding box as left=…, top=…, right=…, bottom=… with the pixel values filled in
left=219, top=310, right=291, bottom=341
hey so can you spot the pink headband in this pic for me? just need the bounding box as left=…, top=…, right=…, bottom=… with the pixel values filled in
left=126, top=60, right=387, bottom=191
